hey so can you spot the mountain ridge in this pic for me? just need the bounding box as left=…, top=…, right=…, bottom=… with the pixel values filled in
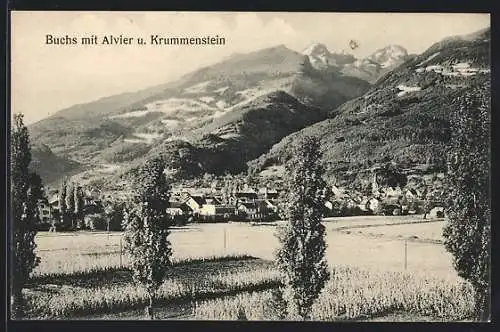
left=28, top=42, right=371, bottom=172
left=26, top=28, right=490, bottom=189
left=249, top=27, right=490, bottom=189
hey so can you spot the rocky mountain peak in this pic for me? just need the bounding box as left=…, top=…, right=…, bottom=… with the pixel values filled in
left=367, top=45, right=408, bottom=68
left=302, top=43, right=331, bottom=57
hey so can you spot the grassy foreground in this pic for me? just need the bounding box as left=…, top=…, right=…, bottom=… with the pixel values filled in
left=24, top=253, right=473, bottom=321
left=193, top=266, right=474, bottom=321
left=24, top=255, right=278, bottom=319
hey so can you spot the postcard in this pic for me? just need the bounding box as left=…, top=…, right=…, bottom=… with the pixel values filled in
left=9, top=11, right=491, bottom=322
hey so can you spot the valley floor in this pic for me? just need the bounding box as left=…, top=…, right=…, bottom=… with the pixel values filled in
left=25, top=215, right=469, bottom=321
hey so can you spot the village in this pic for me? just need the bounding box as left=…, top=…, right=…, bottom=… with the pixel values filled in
left=36, top=171, right=446, bottom=232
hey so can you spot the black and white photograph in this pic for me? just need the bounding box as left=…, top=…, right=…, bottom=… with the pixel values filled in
left=9, top=11, right=491, bottom=321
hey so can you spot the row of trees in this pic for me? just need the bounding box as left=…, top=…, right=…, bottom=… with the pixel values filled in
left=11, top=81, right=491, bottom=321
left=58, top=180, right=85, bottom=229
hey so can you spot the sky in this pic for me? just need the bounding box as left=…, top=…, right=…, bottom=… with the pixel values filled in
left=11, top=11, right=490, bottom=124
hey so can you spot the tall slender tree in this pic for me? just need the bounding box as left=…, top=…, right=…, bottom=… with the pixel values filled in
left=65, top=182, right=75, bottom=229
left=275, top=135, right=329, bottom=320
left=73, top=185, right=84, bottom=229
left=58, top=179, right=67, bottom=226
left=443, top=84, right=491, bottom=321
left=122, top=157, right=172, bottom=319
left=11, top=113, right=43, bottom=318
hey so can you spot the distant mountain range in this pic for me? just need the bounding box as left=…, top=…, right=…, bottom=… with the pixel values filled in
left=303, top=43, right=412, bottom=83
left=250, top=27, right=490, bottom=189
left=27, top=28, right=490, bottom=189
left=29, top=43, right=371, bottom=186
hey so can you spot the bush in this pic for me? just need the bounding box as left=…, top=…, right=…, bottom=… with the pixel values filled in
left=378, top=203, right=401, bottom=216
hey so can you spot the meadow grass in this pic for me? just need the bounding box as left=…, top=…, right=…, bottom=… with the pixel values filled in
left=24, top=256, right=278, bottom=319
left=25, top=255, right=473, bottom=321
left=193, top=265, right=474, bottom=321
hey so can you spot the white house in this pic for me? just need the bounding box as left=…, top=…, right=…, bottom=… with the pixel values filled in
left=185, top=195, right=206, bottom=215
left=166, top=201, right=192, bottom=216
left=37, top=200, right=52, bottom=223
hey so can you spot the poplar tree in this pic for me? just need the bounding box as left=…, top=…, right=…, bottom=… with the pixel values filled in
left=65, top=182, right=75, bottom=229
left=443, top=84, right=491, bottom=321
left=11, top=113, right=43, bottom=318
left=275, top=135, right=329, bottom=320
left=58, top=179, right=67, bottom=226
left=122, top=157, right=172, bottom=319
left=73, top=185, right=84, bottom=229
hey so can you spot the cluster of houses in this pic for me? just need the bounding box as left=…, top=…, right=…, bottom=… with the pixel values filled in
left=168, top=185, right=281, bottom=222
left=36, top=174, right=446, bottom=229
left=36, top=185, right=283, bottom=227
left=36, top=187, right=108, bottom=227
left=324, top=181, right=445, bottom=218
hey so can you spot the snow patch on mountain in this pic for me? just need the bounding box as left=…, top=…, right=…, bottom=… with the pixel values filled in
left=183, top=81, right=211, bottom=94
left=369, top=45, right=408, bottom=69
left=228, top=87, right=280, bottom=111
left=417, top=52, right=441, bottom=66
left=199, top=96, right=215, bottom=103
left=124, top=132, right=163, bottom=144
left=100, top=164, right=122, bottom=173
left=396, top=85, right=421, bottom=97
left=161, top=119, right=180, bottom=127
left=302, top=43, right=329, bottom=56
left=219, top=133, right=241, bottom=139
left=302, top=43, right=337, bottom=69
left=354, top=59, right=378, bottom=68
left=109, top=110, right=151, bottom=119
left=165, top=135, right=191, bottom=143
left=145, top=98, right=218, bottom=114
left=124, top=138, right=144, bottom=144
left=216, top=100, right=229, bottom=109
left=214, top=86, right=229, bottom=94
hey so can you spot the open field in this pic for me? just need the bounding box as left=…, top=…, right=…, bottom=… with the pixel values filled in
left=324, top=215, right=437, bottom=231
left=25, top=216, right=467, bottom=321
left=34, top=216, right=457, bottom=279
left=351, top=220, right=445, bottom=243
